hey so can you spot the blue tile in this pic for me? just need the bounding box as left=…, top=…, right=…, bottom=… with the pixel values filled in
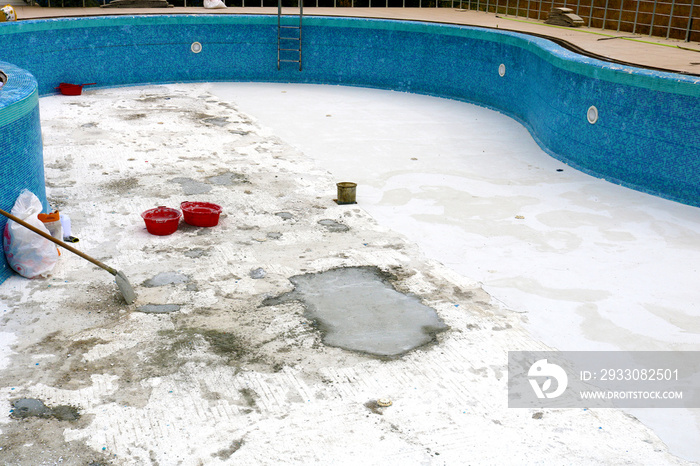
left=0, top=15, right=699, bottom=284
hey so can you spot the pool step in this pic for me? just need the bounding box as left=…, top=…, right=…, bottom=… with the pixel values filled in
left=277, top=1, right=302, bottom=71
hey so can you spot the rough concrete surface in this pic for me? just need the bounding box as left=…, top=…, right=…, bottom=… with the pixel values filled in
left=0, top=83, right=691, bottom=464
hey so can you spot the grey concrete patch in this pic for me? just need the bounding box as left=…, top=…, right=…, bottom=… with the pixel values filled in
left=250, top=268, right=266, bottom=279
left=206, top=171, right=247, bottom=186
left=275, top=212, right=294, bottom=220
left=202, top=117, right=230, bottom=127
left=264, top=267, right=448, bottom=357
left=318, top=219, right=349, bottom=232
left=184, top=248, right=209, bottom=258
left=143, top=272, right=191, bottom=287
left=137, top=304, right=182, bottom=314
left=171, top=177, right=211, bottom=195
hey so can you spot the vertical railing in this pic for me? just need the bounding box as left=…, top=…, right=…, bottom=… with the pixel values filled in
left=633, top=0, right=641, bottom=32
left=459, top=0, right=699, bottom=42
left=667, top=0, right=676, bottom=37
left=687, top=0, right=696, bottom=41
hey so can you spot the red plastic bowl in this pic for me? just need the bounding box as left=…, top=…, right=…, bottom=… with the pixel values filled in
left=180, top=201, right=222, bottom=227
left=141, top=206, right=181, bottom=236
left=55, top=82, right=96, bottom=96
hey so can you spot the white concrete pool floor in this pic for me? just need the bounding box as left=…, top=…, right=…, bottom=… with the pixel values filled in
left=0, top=82, right=698, bottom=465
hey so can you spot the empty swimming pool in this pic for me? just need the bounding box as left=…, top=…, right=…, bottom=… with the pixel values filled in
left=0, top=11, right=698, bottom=463
left=1, top=13, right=699, bottom=282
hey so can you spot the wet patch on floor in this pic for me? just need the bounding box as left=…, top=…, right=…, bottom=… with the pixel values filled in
left=11, top=398, right=80, bottom=421
left=264, top=267, right=448, bottom=358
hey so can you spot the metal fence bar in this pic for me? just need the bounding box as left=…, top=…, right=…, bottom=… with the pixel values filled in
left=575, top=0, right=581, bottom=15
left=650, top=0, right=658, bottom=35
left=667, top=0, right=676, bottom=38
left=602, top=0, right=609, bottom=29
left=617, top=0, right=623, bottom=31
left=632, top=0, right=641, bottom=33
left=687, top=0, right=696, bottom=41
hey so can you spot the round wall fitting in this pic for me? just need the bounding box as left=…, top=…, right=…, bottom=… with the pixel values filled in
left=191, top=42, right=202, bottom=54
left=498, top=63, right=506, bottom=77
left=587, top=105, right=598, bottom=124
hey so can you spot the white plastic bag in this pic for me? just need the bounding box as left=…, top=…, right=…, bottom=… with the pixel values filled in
left=2, top=190, right=59, bottom=278
left=203, top=0, right=226, bottom=8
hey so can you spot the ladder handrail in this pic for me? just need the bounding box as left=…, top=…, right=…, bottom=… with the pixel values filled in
left=277, top=0, right=303, bottom=71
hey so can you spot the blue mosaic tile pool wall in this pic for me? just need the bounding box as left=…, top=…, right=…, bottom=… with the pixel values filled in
left=0, top=61, right=47, bottom=284
left=0, top=15, right=698, bottom=284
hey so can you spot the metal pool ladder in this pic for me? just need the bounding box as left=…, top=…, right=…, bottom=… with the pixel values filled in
left=277, top=0, right=303, bottom=71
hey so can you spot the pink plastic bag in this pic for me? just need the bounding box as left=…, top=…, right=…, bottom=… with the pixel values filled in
left=3, top=190, right=59, bottom=278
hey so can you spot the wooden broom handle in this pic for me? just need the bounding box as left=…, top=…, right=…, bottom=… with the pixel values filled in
left=0, top=208, right=117, bottom=276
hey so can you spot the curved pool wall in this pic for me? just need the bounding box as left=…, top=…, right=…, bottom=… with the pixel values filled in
left=0, top=60, right=47, bottom=284
left=0, top=15, right=698, bottom=283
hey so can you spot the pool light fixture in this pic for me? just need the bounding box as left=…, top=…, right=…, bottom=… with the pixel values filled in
left=191, top=42, right=202, bottom=54
left=587, top=105, right=598, bottom=124
left=498, top=63, right=506, bottom=77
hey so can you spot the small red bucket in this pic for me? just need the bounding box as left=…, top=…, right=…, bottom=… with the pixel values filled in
left=141, top=206, right=182, bottom=236
left=181, top=201, right=222, bottom=227
left=55, top=82, right=96, bottom=96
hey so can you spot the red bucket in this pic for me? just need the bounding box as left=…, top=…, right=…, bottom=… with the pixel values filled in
left=181, top=201, right=222, bottom=227
left=55, top=82, right=96, bottom=96
left=141, top=206, right=182, bottom=236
